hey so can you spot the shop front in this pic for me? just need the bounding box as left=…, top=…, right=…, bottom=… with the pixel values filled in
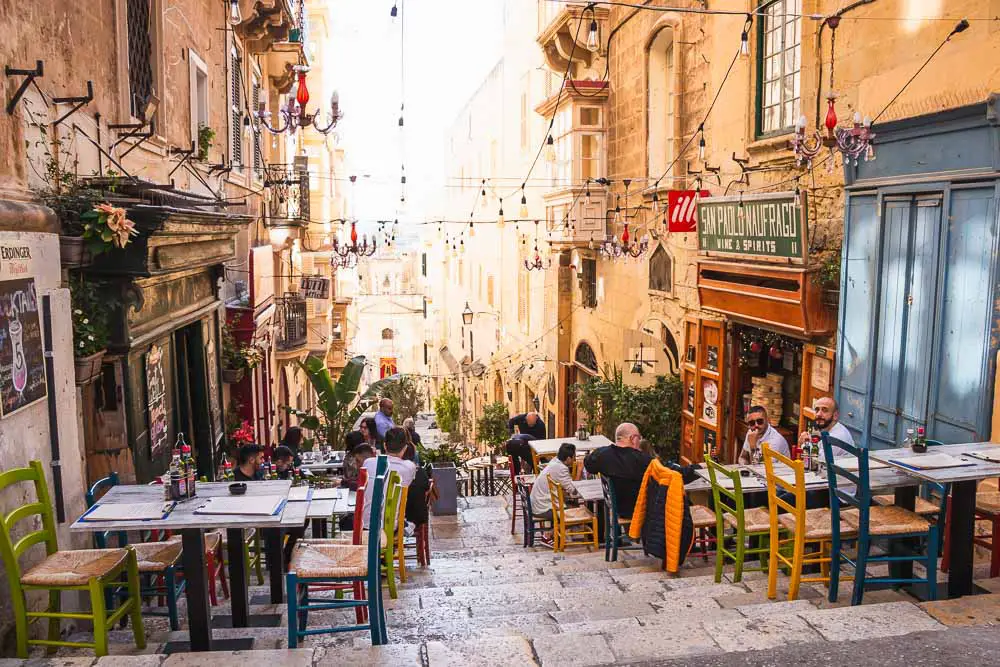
left=837, top=98, right=1000, bottom=448
left=681, top=192, right=836, bottom=463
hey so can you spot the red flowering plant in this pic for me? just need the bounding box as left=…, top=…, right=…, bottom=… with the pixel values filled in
left=230, top=420, right=256, bottom=446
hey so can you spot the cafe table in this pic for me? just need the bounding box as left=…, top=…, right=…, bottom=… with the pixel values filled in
left=871, top=442, right=1000, bottom=598
left=530, top=435, right=611, bottom=461
left=70, top=480, right=292, bottom=652
left=302, top=488, right=358, bottom=538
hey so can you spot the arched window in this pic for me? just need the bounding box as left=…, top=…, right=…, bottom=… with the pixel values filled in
left=647, top=27, right=675, bottom=178
left=381, top=328, right=394, bottom=340
left=649, top=244, right=673, bottom=293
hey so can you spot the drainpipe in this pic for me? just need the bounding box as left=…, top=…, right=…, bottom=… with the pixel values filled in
left=815, top=0, right=878, bottom=124
left=42, top=294, right=66, bottom=523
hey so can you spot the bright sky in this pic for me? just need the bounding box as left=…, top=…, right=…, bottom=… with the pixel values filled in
left=326, top=0, right=505, bottom=243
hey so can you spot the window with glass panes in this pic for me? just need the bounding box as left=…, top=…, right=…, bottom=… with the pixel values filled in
left=756, top=0, right=801, bottom=136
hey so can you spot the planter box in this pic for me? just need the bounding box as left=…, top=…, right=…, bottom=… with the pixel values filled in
left=430, top=462, right=458, bottom=516
left=221, top=367, right=245, bottom=384
left=60, top=235, right=93, bottom=269
left=74, top=350, right=106, bottom=386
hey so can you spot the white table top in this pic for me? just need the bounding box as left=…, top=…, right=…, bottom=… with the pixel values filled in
left=573, top=478, right=604, bottom=503
left=870, top=442, right=1000, bottom=484
left=530, top=435, right=612, bottom=457
left=71, top=480, right=292, bottom=532
left=685, top=462, right=920, bottom=494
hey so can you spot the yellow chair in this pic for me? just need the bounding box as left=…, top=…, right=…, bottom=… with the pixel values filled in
left=762, top=445, right=856, bottom=601
left=0, top=461, right=145, bottom=658
left=547, top=478, right=598, bottom=552
left=395, top=487, right=409, bottom=584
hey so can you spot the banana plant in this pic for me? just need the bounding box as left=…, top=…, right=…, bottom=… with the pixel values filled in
left=286, top=355, right=397, bottom=450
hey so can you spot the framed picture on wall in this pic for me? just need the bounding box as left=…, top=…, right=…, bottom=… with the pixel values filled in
left=706, top=345, right=719, bottom=372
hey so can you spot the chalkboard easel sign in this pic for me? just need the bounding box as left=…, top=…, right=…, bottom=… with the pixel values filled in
left=0, top=278, right=47, bottom=418
left=146, top=344, right=169, bottom=458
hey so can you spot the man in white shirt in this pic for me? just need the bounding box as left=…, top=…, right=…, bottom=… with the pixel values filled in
left=530, top=443, right=580, bottom=521
left=362, top=426, right=416, bottom=528
left=799, top=396, right=855, bottom=459
left=738, top=406, right=789, bottom=464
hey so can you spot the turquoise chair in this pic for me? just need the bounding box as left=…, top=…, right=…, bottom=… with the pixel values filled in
left=821, top=432, right=940, bottom=605
left=86, top=474, right=185, bottom=631
left=601, top=476, right=639, bottom=561
left=286, top=455, right=390, bottom=646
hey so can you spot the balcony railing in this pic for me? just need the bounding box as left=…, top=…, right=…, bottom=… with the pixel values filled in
left=276, top=293, right=307, bottom=350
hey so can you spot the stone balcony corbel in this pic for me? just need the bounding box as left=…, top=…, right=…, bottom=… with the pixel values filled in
left=537, top=4, right=609, bottom=78
left=234, top=0, right=303, bottom=57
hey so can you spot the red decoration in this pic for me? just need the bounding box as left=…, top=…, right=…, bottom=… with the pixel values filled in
left=824, top=97, right=838, bottom=132
left=350, top=221, right=358, bottom=244
left=621, top=223, right=630, bottom=244
left=769, top=344, right=783, bottom=359
left=749, top=340, right=762, bottom=354
left=667, top=189, right=712, bottom=233
left=230, top=420, right=256, bottom=446
left=296, top=71, right=310, bottom=107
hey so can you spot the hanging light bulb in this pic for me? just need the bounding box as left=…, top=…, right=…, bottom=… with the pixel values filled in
left=740, top=30, right=750, bottom=57
left=390, top=2, right=398, bottom=18
left=229, top=0, right=242, bottom=25
left=519, top=184, right=528, bottom=218
left=295, top=69, right=310, bottom=108
left=587, top=18, right=599, bottom=52
left=651, top=192, right=659, bottom=216
left=481, top=179, right=488, bottom=203
left=544, top=134, right=556, bottom=164
left=698, top=127, right=706, bottom=161
left=398, top=103, right=404, bottom=127
left=694, top=177, right=703, bottom=203
left=497, top=199, right=505, bottom=228
left=469, top=218, right=475, bottom=238
left=585, top=181, right=591, bottom=204
left=794, top=184, right=802, bottom=207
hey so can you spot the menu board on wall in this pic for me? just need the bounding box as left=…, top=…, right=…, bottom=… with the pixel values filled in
left=205, top=335, right=223, bottom=441
left=0, top=277, right=47, bottom=417
left=146, top=344, right=169, bottom=457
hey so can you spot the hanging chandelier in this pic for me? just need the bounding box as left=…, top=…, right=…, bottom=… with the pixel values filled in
left=791, top=93, right=875, bottom=169
left=524, top=220, right=551, bottom=271
left=333, top=221, right=377, bottom=260
left=256, top=66, right=342, bottom=136
left=600, top=180, right=648, bottom=259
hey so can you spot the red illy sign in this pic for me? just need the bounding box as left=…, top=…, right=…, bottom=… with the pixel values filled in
left=667, top=190, right=711, bottom=233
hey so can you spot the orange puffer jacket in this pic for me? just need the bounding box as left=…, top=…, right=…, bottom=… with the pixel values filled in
left=627, top=459, right=694, bottom=573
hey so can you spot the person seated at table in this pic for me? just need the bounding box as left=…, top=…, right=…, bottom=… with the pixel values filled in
left=339, top=442, right=377, bottom=532
left=797, top=396, right=854, bottom=460
left=402, top=442, right=433, bottom=535
left=361, top=427, right=417, bottom=528
left=361, top=416, right=383, bottom=452
left=584, top=423, right=653, bottom=520
left=505, top=411, right=546, bottom=474
left=278, top=426, right=304, bottom=467
left=738, top=405, right=790, bottom=465
left=530, top=443, right=580, bottom=547
left=233, top=443, right=264, bottom=482
left=273, top=445, right=297, bottom=480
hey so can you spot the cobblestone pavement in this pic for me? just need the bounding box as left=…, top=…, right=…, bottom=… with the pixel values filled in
left=6, top=494, right=1000, bottom=665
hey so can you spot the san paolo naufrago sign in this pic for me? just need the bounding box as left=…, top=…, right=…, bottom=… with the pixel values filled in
left=696, top=191, right=807, bottom=262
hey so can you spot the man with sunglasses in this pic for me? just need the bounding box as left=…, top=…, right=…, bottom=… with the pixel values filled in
left=738, top=405, right=789, bottom=465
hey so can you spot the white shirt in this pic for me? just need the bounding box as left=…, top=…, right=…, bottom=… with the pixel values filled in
left=361, top=455, right=417, bottom=528
left=824, top=422, right=855, bottom=459
left=741, top=424, right=790, bottom=460
left=530, top=458, right=578, bottom=515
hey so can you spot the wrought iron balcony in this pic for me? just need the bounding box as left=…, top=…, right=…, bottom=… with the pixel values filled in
left=276, top=293, right=307, bottom=350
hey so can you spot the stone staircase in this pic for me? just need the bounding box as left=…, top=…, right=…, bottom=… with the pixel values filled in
left=13, top=494, right=1000, bottom=665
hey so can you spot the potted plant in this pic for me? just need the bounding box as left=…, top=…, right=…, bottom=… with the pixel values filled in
left=197, top=124, right=215, bottom=161
left=220, top=319, right=260, bottom=383
left=70, top=278, right=110, bottom=386
left=417, top=437, right=468, bottom=516
left=476, top=400, right=511, bottom=461
left=812, top=250, right=842, bottom=310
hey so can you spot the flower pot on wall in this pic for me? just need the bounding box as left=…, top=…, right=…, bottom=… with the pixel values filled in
left=221, top=367, right=245, bottom=384
left=60, top=235, right=93, bottom=269
left=74, top=350, right=106, bottom=386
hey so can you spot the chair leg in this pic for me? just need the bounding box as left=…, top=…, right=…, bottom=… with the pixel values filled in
left=990, top=516, right=1000, bottom=579
left=164, top=567, right=180, bottom=631
left=384, top=546, right=397, bottom=600
left=377, top=574, right=388, bottom=645
left=397, top=539, right=407, bottom=584
left=788, top=536, right=805, bottom=602
left=511, top=495, right=517, bottom=534
left=207, top=552, right=219, bottom=606
left=852, top=537, right=870, bottom=607
left=828, top=536, right=841, bottom=604
left=217, top=545, right=230, bottom=600
left=733, top=530, right=746, bottom=583
left=89, top=578, right=109, bottom=658
left=367, top=576, right=381, bottom=646
left=46, top=589, right=60, bottom=653
left=13, top=588, right=29, bottom=658
left=941, top=496, right=952, bottom=572
left=927, top=525, right=939, bottom=601
left=124, top=556, right=146, bottom=650
left=286, top=574, right=298, bottom=649
left=713, top=526, right=725, bottom=584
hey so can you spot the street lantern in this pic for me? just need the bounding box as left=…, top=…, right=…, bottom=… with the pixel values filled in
left=462, top=302, right=474, bottom=326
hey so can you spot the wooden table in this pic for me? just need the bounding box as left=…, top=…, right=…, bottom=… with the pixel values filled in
left=71, top=480, right=293, bottom=652
left=530, top=435, right=611, bottom=459
left=871, top=442, right=1000, bottom=598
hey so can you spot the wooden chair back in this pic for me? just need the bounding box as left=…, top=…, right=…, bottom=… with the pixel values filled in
left=0, top=461, right=59, bottom=586
left=762, top=445, right=806, bottom=537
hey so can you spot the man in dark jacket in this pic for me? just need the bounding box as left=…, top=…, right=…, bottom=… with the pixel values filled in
left=505, top=412, right=546, bottom=474
left=583, top=423, right=653, bottom=519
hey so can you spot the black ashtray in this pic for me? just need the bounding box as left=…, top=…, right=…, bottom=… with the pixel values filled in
left=739, top=468, right=752, bottom=477
left=229, top=482, right=247, bottom=496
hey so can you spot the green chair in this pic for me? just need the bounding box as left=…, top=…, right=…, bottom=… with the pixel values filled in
left=381, top=472, right=402, bottom=600
left=706, top=459, right=775, bottom=583
left=222, top=529, right=265, bottom=587
left=1, top=461, right=145, bottom=658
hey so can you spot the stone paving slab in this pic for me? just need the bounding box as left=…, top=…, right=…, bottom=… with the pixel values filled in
left=802, top=601, right=946, bottom=641
left=425, top=636, right=538, bottom=666
left=704, top=613, right=821, bottom=652
left=604, top=624, right=722, bottom=663
left=161, top=649, right=314, bottom=667
left=920, top=593, right=1000, bottom=627
left=733, top=598, right=818, bottom=618
left=313, top=643, right=421, bottom=665
left=95, top=657, right=164, bottom=667
left=533, top=632, right=617, bottom=667
left=552, top=591, right=664, bottom=611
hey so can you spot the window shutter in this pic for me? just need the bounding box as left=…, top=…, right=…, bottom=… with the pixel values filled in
left=231, top=46, right=243, bottom=167
left=252, top=75, right=262, bottom=174
left=126, top=0, right=154, bottom=120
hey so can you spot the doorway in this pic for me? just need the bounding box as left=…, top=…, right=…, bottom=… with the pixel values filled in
left=174, top=321, right=214, bottom=479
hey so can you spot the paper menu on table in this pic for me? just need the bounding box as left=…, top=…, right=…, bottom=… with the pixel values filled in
left=194, top=495, right=285, bottom=516
left=965, top=450, right=1000, bottom=464
left=888, top=454, right=975, bottom=470
left=831, top=458, right=889, bottom=472
left=311, top=488, right=346, bottom=500
left=287, top=487, right=313, bottom=502
left=775, top=472, right=826, bottom=486
left=81, top=502, right=174, bottom=522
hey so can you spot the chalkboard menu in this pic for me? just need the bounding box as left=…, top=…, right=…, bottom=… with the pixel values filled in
left=697, top=192, right=806, bottom=262
left=0, top=278, right=47, bottom=418
left=146, top=344, right=169, bottom=457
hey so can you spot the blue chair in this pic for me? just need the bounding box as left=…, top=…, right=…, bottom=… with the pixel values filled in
left=821, top=432, right=940, bottom=605
left=86, top=474, right=185, bottom=631
left=516, top=476, right=551, bottom=548
left=601, top=475, right=640, bottom=561
left=286, top=455, right=390, bottom=646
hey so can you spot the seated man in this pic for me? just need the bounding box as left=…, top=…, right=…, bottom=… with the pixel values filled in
left=530, top=443, right=580, bottom=547
left=272, top=445, right=297, bottom=480
left=738, top=405, right=790, bottom=465
left=233, top=443, right=264, bottom=482
left=505, top=411, right=546, bottom=474
left=583, top=422, right=653, bottom=520
left=361, top=427, right=417, bottom=528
